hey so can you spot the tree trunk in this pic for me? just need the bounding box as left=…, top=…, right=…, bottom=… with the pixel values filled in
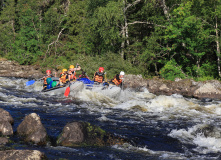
left=162, top=0, right=170, bottom=22
left=215, top=16, right=221, bottom=77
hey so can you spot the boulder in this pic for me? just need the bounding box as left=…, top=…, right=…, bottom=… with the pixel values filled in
left=0, top=108, right=14, bottom=124
left=57, top=121, right=126, bottom=147
left=123, top=74, right=147, bottom=91
left=0, top=121, right=13, bottom=136
left=193, top=81, right=221, bottom=99
left=17, top=113, right=47, bottom=145
left=0, top=150, right=46, bottom=160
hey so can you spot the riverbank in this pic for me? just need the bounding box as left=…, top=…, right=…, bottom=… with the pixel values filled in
left=0, top=59, right=221, bottom=100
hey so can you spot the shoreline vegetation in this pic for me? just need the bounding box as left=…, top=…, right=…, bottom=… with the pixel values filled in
left=0, top=0, right=221, bottom=82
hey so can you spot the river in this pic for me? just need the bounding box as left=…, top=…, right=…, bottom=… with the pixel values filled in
left=0, top=77, right=221, bottom=160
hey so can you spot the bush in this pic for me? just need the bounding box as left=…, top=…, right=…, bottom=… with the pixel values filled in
left=159, top=59, right=186, bottom=81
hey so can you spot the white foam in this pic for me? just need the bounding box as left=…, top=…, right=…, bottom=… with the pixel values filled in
left=169, top=124, right=221, bottom=154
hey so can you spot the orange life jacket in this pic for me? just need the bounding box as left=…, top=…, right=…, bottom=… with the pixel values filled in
left=60, top=72, right=68, bottom=83
left=68, top=70, right=76, bottom=81
left=94, top=72, right=104, bottom=83
left=43, top=75, right=52, bottom=85
left=111, top=77, right=122, bottom=86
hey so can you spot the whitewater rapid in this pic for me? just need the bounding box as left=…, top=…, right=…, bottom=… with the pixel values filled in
left=0, top=77, right=221, bottom=159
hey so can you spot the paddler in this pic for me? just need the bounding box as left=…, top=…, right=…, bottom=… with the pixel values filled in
left=68, top=64, right=81, bottom=82
left=59, top=68, right=68, bottom=86
left=42, top=69, right=53, bottom=90
left=109, top=71, right=125, bottom=88
left=93, top=67, right=105, bottom=84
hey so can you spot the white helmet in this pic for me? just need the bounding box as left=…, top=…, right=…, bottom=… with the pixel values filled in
left=120, top=71, right=125, bottom=76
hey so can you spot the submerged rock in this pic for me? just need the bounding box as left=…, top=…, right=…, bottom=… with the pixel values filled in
left=0, top=137, right=9, bottom=145
left=57, top=121, right=126, bottom=147
left=17, top=113, right=48, bottom=145
left=0, top=150, right=46, bottom=160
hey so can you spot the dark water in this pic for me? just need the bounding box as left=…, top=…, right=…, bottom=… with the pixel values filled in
left=0, top=78, right=221, bottom=160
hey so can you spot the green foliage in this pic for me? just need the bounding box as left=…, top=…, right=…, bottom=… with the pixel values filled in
left=0, top=0, right=220, bottom=80
left=159, top=59, right=186, bottom=81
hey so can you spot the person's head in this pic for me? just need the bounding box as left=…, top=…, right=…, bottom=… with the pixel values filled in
left=99, top=67, right=104, bottom=73
left=46, top=70, right=51, bottom=76
left=119, top=71, right=125, bottom=79
left=69, top=65, right=75, bottom=71
left=62, top=68, right=67, bottom=74
left=82, top=71, right=86, bottom=75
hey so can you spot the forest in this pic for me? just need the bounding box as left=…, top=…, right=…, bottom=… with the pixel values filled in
left=0, top=0, right=220, bottom=80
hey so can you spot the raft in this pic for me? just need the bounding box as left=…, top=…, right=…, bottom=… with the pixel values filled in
left=41, top=81, right=84, bottom=96
left=77, top=78, right=121, bottom=98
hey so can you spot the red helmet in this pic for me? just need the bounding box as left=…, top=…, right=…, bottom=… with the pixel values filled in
left=99, top=67, right=104, bottom=72
left=46, top=70, right=51, bottom=74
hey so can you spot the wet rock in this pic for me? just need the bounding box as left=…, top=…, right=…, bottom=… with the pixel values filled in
left=0, top=150, right=46, bottom=160
left=0, top=108, right=14, bottom=124
left=200, top=98, right=212, bottom=102
left=0, top=121, right=13, bottom=136
left=0, top=137, right=9, bottom=145
left=17, top=113, right=47, bottom=145
left=57, top=121, right=126, bottom=147
left=0, top=59, right=44, bottom=79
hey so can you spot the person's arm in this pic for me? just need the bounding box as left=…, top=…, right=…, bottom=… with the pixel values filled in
left=75, top=63, right=81, bottom=71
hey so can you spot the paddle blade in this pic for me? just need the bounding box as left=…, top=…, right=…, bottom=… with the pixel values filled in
left=26, top=80, right=35, bottom=86
left=64, top=86, right=70, bottom=97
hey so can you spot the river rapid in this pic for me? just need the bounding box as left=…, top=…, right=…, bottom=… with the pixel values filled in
left=0, top=77, right=221, bottom=160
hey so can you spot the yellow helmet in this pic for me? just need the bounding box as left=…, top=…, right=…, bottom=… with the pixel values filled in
left=62, top=69, right=67, bottom=72
left=69, top=65, right=74, bottom=69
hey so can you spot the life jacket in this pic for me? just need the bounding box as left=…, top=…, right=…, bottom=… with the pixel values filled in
left=111, top=77, right=122, bottom=86
left=43, top=75, right=52, bottom=85
left=94, top=72, right=104, bottom=83
left=68, top=70, right=76, bottom=81
left=60, top=72, right=68, bottom=83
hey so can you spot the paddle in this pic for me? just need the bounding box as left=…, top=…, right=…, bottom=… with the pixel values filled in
left=26, top=78, right=43, bottom=86
left=26, top=80, right=36, bottom=86
left=64, top=83, right=71, bottom=97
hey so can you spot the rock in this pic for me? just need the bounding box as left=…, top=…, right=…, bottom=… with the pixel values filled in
left=0, top=150, right=46, bottom=160
left=0, top=121, right=13, bottom=136
left=0, top=108, right=14, bottom=124
left=0, top=137, right=9, bottom=145
left=193, top=81, right=221, bottom=99
left=146, top=78, right=221, bottom=100
left=123, top=74, right=147, bottom=91
left=57, top=121, right=126, bottom=147
left=0, top=59, right=44, bottom=79
left=17, top=113, right=47, bottom=145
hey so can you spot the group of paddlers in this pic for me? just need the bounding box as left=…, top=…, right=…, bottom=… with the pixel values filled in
left=43, top=64, right=124, bottom=90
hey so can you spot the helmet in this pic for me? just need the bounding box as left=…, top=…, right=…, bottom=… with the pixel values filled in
left=69, top=65, right=75, bottom=69
left=46, top=70, right=51, bottom=74
left=62, top=69, right=67, bottom=72
left=99, top=67, right=104, bottom=72
left=120, top=71, right=125, bottom=76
